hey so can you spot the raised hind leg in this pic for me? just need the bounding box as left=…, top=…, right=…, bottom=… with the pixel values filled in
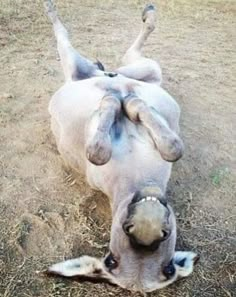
left=117, top=5, right=162, bottom=85
left=45, top=0, right=103, bottom=81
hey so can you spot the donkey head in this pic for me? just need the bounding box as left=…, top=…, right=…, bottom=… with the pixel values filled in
left=47, top=186, right=199, bottom=292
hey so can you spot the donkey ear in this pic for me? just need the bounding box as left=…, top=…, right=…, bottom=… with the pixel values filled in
left=174, top=251, right=200, bottom=278
left=47, top=256, right=104, bottom=277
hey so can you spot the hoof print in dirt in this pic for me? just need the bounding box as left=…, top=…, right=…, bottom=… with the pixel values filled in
left=17, top=213, right=65, bottom=256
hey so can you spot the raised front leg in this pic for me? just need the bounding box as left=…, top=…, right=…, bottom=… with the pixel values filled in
left=123, top=95, right=184, bottom=162
left=86, top=94, right=121, bottom=166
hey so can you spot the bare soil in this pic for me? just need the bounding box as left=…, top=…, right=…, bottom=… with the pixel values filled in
left=0, top=0, right=235, bottom=296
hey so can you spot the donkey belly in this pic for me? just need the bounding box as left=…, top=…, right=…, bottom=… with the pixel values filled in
left=48, top=77, right=175, bottom=188
left=86, top=118, right=172, bottom=197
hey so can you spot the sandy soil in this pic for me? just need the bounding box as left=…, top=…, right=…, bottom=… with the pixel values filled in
left=0, top=0, right=235, bottom=296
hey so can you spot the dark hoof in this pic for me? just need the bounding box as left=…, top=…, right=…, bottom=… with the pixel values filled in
left=142, top=4, right=155, bottom=22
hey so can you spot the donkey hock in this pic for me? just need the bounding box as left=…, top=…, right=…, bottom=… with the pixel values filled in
left=45, top=1, right=198, bottom=293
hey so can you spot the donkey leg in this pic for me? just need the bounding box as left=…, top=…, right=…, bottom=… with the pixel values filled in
left=86, top=94, right=121, bottom=166
left=45, top=0, right=103, bottom=81
left=117, top=5, right=162, bottom=84
left=123, top=95, right=184, bottom=162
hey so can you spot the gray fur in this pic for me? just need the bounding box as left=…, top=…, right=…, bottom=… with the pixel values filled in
left=45, top=1, right=198, bottom=293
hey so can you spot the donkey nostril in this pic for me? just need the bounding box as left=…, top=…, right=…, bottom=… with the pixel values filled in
left=123, top=222, right=134, bottom=235
left=162, top=230, right=168, bottom=239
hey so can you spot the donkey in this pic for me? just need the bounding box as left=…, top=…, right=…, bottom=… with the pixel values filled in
left=45, top=1, right=198, bottom=293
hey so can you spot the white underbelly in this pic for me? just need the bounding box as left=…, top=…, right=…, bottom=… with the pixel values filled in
left=48, top=76, right=176, bottom=194
left=86, top=119, right=172, bottom=197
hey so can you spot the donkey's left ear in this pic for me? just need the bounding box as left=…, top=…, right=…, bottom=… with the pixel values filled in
left=174, top=251, right=200, bottom=278
left=47, top=256, right=105, bottom=278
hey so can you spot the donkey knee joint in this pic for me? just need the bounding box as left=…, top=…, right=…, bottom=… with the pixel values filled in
left=160, top=135, right=184, bottom=162
left=86, top=132, right=112, bottom=166
left=168, top=137, right=184, bottom=161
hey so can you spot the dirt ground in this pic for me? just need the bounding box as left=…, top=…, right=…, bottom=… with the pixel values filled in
left=0, top=0, right=235, bottom=296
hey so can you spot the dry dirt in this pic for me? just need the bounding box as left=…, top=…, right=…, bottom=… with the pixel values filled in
left=0, top=0, right=235, bottom=296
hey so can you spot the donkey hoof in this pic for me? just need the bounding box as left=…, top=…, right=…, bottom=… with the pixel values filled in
left=44, top=0, right=57, bottom=22
left=142, top=4, right=156, bottom=22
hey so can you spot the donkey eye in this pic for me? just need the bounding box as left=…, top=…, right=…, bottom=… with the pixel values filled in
left=104, top=252, right=118, bottom=270
left=163, top=259, right=176, bottom=279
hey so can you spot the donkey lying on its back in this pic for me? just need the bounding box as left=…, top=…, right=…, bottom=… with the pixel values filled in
left=45, top=1, right=198, bottom=293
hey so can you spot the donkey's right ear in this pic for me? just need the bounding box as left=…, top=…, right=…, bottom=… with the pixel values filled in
left=47, top=256, right=103, bottom=277
left=45, top=256, right=116, bottom=286
left=46, top=255, right=117, bottom=285
left=46, top=255, right=118, bottom=285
